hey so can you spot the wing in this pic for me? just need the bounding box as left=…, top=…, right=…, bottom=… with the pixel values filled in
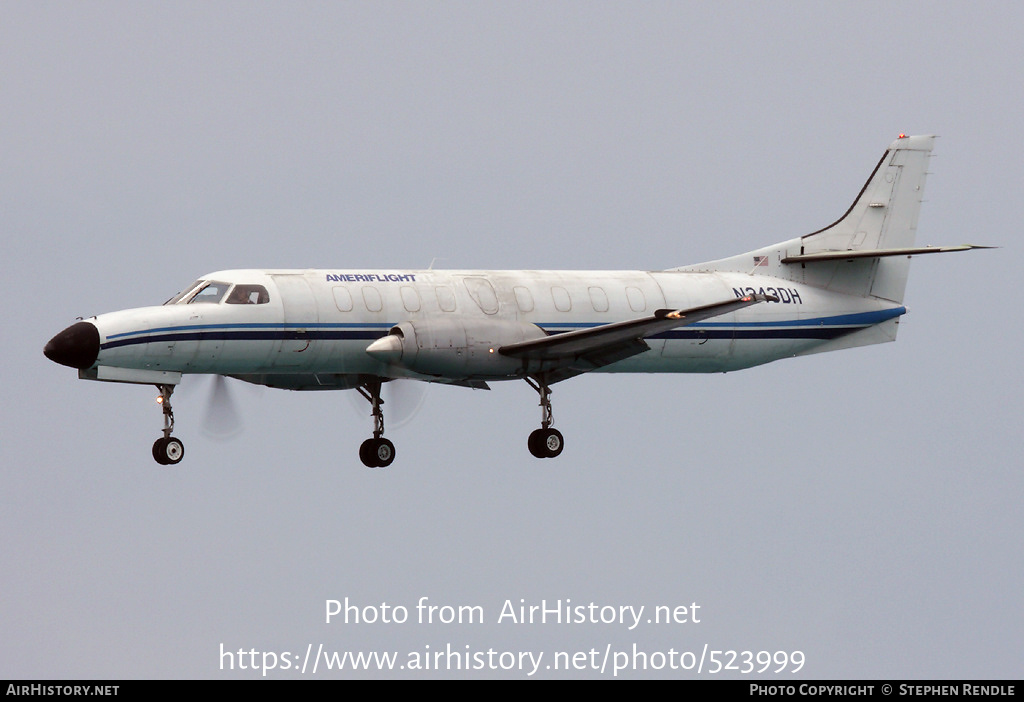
left=499, top=293, right=775, bottom=383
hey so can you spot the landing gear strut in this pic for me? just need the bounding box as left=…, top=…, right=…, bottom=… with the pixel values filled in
left=356, top=377, right=396, bottom=468
left=525, top=376, right=563, bottom=458
left=152, top=384, right=185, bottom=465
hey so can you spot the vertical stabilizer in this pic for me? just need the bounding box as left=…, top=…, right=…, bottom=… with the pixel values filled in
left=795, top=134, right=935, bottom=302
left=675, top=135, right=938, bottom=305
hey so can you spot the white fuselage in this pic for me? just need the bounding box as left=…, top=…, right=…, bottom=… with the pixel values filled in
left=85, top=268, right=904, bottom=386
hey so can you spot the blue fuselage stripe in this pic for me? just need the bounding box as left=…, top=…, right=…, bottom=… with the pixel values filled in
left=99, top=307, right=905, bottom=350
left=101, top=329, right=384, bottom=349
left=104, top=321, right=392, bottom=340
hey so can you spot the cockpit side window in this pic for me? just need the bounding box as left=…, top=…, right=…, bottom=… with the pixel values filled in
left=186, top=281, right=231, bottom=304
left=226, top=284, right=270, bottom=304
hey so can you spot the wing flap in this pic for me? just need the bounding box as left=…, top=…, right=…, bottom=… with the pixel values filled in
left=500, top=294, right=774, bottom=369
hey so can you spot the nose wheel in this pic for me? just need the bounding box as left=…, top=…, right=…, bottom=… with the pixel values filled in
left=153, top=436, right=185, bottom=465
left=152, top=384, right=185, bottom=465
left=525, top=376, right=564, bottom=458
left=356, top=377, right=396, bottom=467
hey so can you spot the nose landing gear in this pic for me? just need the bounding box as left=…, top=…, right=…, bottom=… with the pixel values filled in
left=152, top=384, right=185, bottom=465
left=525, top=376, right=563, bottom=459
left=356, top=377, right=396, bottom=468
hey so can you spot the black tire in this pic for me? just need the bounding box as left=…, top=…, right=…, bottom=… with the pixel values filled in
left=152, top=438, right=169, bottom=465
left=528, top=429, right=546, bottom=458
left=359, top=439, right=378, bottom=467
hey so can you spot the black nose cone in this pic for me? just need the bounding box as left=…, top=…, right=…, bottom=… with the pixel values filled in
left=44, top=321, right=100, bottom=369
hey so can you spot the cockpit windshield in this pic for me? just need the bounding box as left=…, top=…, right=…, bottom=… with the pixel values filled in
left=186, top=281, right=231, bottom=304
left=164, top=280, right=204, bottom=305
left=164, top=280, right=270, bottom=305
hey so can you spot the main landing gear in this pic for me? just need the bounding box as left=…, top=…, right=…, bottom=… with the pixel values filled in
left=356, top=377, right=396, bottom=468
left=525, top=376, right=563, bottom=459
left=152, top=383, right=185, bottom=465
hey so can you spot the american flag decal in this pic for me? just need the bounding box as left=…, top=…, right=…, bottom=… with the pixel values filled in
left=753, top=256, right=768, bottom=267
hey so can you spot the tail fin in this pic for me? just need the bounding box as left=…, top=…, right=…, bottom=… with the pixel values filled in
left=676, top=135, right=962, bottom=304
left=789, top=134, right=935, bottom=302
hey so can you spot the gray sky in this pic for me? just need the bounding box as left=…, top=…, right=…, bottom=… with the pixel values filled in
left=3, top=1, right=1021, bottom=679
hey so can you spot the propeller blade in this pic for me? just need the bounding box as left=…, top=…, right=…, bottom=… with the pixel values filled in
left=202, top=375, right=243, bottom=440
left=347, top=379, right=428, bottom=431
left=384, top=379, right=428, bottom=430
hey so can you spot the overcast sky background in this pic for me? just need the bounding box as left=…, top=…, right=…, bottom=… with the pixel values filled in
left=3, top=1, right=1020, bottom=679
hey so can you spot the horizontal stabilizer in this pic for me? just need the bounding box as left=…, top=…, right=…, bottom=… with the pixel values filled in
left=782, top=244, right=993, bottom=264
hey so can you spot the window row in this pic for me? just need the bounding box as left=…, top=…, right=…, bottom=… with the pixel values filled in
left=331, top=283, right=651, bottom=314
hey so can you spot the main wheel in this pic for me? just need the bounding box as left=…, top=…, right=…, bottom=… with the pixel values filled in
left=528, top=428, right=563, bottom=458
left=359, top=438, right=396, bottom=468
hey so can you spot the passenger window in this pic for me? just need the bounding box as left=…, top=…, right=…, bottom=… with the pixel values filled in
left=513, top=286, right=534, bottom=313
left=226, top=284, right=270, bottom=304
left=333, top=286, right=353, bottom=312
left=589, top=286, right=609, bottom=313
left=436, top=286, right=456, bottom=312
left=363, top=286, right=383, bottom=312
left=551, top=286, right=571, bottom=312
left=626, top=286, right=646, bottom=312
left=401, top=286, right=421, bottom=313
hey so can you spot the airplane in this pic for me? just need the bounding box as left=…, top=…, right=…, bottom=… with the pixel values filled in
left=44, top=134, right=988, bottom=467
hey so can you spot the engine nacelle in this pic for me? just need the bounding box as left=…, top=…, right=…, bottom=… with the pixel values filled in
left=365, top=318, right=546, bottom=379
